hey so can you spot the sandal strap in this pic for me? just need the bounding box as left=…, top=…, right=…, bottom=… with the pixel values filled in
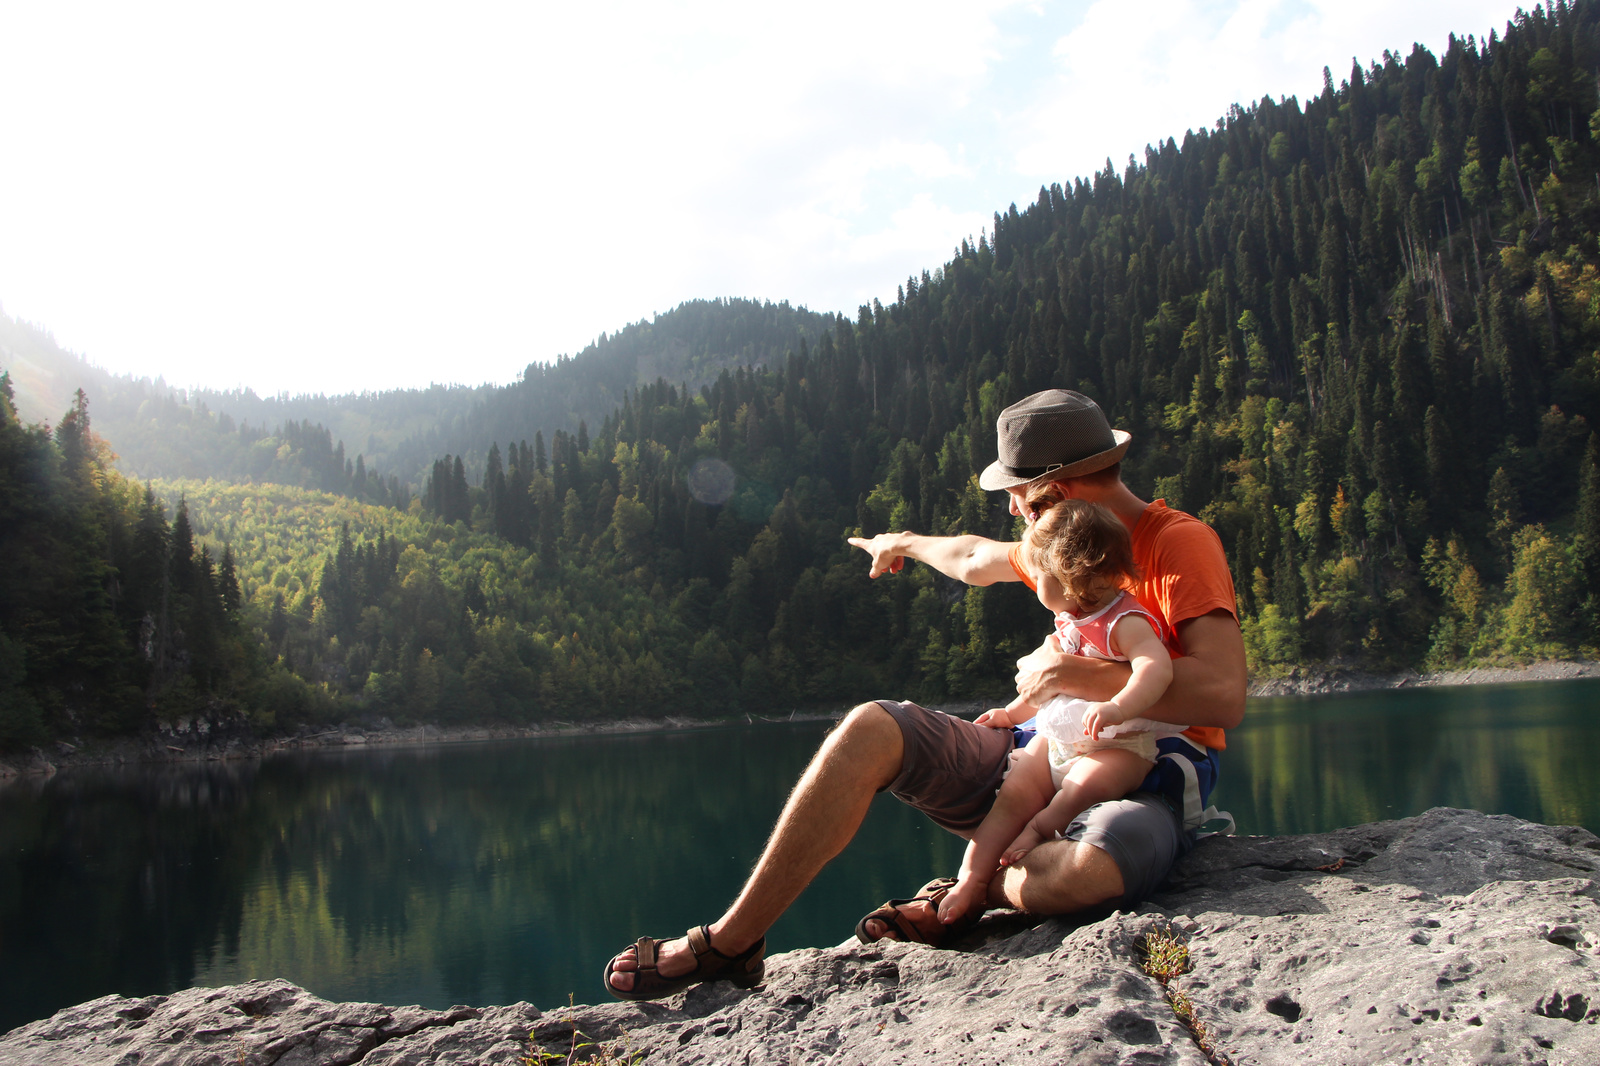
left=685, top=924, right=751, bottom=962
left=606, top=928, right=766, bottom=1002
left=880, top=904, right=925, bottom=944
left=855, top=877, right=971, bottom=947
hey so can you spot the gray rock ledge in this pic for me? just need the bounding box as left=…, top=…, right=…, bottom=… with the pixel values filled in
left=6, top=807, right=1599, bottom=1065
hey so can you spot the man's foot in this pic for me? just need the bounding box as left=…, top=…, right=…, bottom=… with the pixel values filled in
left=605, top=935, right=693, bottom=995
left=858, top=897, right=943, bottom=943
left=603, top=926, right=765, bottom=1000
left=936, top=873, right=988, bottom=925
left=855, top=877, right=978, bottom=946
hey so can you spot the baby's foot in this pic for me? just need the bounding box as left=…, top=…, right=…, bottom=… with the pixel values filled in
left=1001, top=824, right=1047, bottom=867
left=937, top=873, right=987, bottom=925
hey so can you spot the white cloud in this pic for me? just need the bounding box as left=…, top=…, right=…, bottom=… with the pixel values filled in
left=1015, top=0, right=1516, bottom=186
left=0, top=0, right=1532, bottom=395
left=847, top=192, right=991, bottom=268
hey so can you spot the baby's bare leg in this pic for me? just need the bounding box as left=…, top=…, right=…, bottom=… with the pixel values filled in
left=938, top=739, right=1055, bottom=925
left=1002, top=747, right=1153, bottom=866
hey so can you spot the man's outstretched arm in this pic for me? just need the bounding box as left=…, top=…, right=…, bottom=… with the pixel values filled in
left=1013, top=610, right=1246, bottom=730
left=847, top=531, right=1021, bottom=586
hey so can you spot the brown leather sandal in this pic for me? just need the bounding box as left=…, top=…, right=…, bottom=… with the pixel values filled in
left=603, top=925, right=766, bottom=1001
left=854, top=877, right=979, bottom=947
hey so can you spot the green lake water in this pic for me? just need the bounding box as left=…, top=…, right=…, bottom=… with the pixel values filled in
left=2, top=677, right=1598, bottom=1034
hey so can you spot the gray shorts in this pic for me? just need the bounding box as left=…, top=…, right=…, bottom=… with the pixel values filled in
left=876, top=699, right=1190, bottom=908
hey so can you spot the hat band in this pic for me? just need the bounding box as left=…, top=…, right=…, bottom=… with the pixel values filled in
left=999, top=461, right=1063, bottom=480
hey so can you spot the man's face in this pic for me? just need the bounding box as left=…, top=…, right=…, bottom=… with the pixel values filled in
left=1005, top=481, right=1075, bottom=520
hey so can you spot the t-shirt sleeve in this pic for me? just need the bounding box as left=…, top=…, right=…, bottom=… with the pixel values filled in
left=1007, top=542, right=1036, bottom=590
left=1140, top=516, right=1237, bottom=632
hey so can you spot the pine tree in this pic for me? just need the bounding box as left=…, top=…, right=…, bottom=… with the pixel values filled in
left=1487, top=466, right=1522, bottom=567
left=1576, top=433, right=1600, bottom=635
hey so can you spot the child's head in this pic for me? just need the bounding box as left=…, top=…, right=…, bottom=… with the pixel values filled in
left=1022, top=492, right=1138, bottom=611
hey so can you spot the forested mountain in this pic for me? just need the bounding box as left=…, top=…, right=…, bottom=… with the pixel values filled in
left=0, top=310, right=461, bottom=498
left=409, top=298, right=832, bottom=480
left=4, top=0, right=1600, bottom=746
left=0, top=297, right=829, bottom=489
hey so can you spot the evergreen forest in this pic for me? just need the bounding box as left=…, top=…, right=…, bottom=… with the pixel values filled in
left=4, top=0, right=1600, bottom=747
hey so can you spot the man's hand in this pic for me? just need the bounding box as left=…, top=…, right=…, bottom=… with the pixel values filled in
left=846, top=533, right=908, bottom=578
left=973, top=707, right=1013, bottom=728
left=845, top=531, right=1018, bottom=585
left=1012, top=610, right=1247, bottom=731
left=1013, top=634, right=1078, bottom=707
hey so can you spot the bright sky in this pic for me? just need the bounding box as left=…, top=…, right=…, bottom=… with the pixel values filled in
left=0, top=0, right=1519, bottom=396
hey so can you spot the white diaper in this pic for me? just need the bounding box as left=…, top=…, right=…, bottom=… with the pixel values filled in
left=1030, top=695, right=1186, bottom=790
left=1033, top=695, right=1187, bottom=745
left=1045, top=731, right=1159, bottom=788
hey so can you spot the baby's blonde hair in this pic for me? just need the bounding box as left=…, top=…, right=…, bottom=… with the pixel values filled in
left=1022, top=490, right=1138, bottom=600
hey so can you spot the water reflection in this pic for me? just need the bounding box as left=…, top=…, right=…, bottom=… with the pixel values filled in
left=0, top=722, right=962, bottom=1033
left=1216, top=679, right=1600, bottom=836
left=3, top=680, right=1598, bottom=1034
left=0, top=761, right=269, bottom=1035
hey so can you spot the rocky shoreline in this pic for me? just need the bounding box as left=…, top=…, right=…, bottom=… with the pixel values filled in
left=0, top=711, right=839, bottom=780
left=1244, top=658, right=1600, bottom=697
left=7, top=807, right=1598, bottom=1064
left=3, top=658, right=1596, bottom=780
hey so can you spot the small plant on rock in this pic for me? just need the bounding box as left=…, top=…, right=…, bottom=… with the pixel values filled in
left=1136, top=920, right=1234, bottom=1066
left=523, top=995, right=641, bottom=1066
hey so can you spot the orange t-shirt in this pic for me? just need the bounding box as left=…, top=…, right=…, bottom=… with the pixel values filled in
left=1007, top=500, right=1238, bottom=751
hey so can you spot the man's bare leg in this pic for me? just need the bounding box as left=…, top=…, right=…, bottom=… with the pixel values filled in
left=990, top=835, right=1124, bottom=912
left=607, top=702, right=904, bottom=994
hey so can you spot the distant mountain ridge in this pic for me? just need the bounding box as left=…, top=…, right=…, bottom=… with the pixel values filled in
left=0, top=296, right=831, bottom=488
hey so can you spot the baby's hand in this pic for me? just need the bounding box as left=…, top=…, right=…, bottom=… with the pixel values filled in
left=1002, top=823, right=1048, bottom=867
left=1082, top=702, right=1131, bottom=739
left=975, top=707, right=1013, bottom=729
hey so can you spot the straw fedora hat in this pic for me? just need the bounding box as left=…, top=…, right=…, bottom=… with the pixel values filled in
left=977, top=390, right=1131, bottom=491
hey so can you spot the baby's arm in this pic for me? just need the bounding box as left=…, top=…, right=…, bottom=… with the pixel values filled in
left=1080, top=614, right=1174, bottom=739
left=975, top=691, right=1035, bottom=729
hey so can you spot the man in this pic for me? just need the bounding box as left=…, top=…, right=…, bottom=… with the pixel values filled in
left=605, top=389, right=1246, bottom=999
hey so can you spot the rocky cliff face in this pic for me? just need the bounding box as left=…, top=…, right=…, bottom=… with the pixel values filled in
left=6, top=807, right=1599, bottom=1065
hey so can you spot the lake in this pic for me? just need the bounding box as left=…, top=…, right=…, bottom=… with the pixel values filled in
left=3, top=678, right=1598, bottom=1034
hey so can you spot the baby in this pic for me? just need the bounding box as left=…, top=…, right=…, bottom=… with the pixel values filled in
left=937, top=495, right=1184, bottom=925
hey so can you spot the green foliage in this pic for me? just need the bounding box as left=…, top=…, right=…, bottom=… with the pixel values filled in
left=0, top=385, right=282, bottom=746
left=14, top=4, right=1600, bottom=729
left=1242, top=605, right=1304, bottom=670
left=0, top=633, right=45, bottom=744
left=1501, top=525, right=1583, bottom=657
left=1422, top=537, right=1488, bottom=665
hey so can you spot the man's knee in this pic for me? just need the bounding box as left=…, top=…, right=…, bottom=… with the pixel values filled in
left=991, top=838, right=1123, bottom=914
left=837, top=701, right=903, bottom=743
left=818, top=702, right=904, bottom=788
